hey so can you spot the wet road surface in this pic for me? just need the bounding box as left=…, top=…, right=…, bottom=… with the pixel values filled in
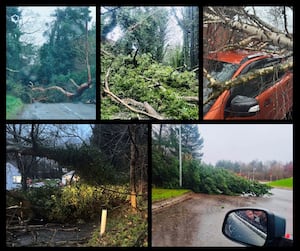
left=16, top=102, right=96, bottom=120
left=152, top=188, right=293, bottom=247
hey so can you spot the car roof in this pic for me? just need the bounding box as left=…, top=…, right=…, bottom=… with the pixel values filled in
left=205, top=49, right=269, bottom=65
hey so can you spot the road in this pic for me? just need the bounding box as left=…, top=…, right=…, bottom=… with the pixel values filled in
left=152, top=188, right=293, bottom=247
left=16, top=102, right=96, bottom=120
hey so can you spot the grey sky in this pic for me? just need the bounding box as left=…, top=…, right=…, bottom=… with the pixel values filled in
left=198, top=124, right=293, bottom=165
left=19, top=6, right=96, bottom=46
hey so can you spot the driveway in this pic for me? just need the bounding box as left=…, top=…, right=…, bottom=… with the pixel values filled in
left=152, top=188, right=293, bottom=247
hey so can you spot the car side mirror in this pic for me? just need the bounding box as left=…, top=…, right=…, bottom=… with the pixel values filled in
left=222, top=208, right=286, bottom=247
left=228, top=95, right=260, bottom=117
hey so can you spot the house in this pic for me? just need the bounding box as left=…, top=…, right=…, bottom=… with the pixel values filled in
left=203, top=23, right=243, bottom=54
left=6, top=162, right=21, bottom=190
left=61, top=170, right=79, bottom=186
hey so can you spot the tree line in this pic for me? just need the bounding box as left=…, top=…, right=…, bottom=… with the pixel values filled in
left=215, top=159, right=293, bottom=181
left=101, top=6, right=199, bottom=69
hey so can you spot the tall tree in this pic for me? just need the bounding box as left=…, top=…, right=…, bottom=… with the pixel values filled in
left=173, top=6, right=199, bottom=69
left=38, top=7, right=92, bottom=85
left=91, top=124, right=148, bottom=209
left=180, top=124, right=204, bottom=160
left=6, top=7, right=23, bottom=72
left=152, top=124, right=204, bottom=187
left=114, top=7, right=169, bottom=62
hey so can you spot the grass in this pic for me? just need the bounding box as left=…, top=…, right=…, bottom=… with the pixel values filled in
left=267, top=177, right=293, bottom=189
left=6, top=95, right=23, bottom=119
left=152, top=188, right=191, bottom=202
left=87, top=201, right=148, bottom=247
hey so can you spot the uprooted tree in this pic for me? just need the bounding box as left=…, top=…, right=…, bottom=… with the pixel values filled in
left=101, top=6, right=199, bottom=120
left=203, top=6, right=293, bottom=105
left=30, top=18, right=93, bottom=102
left=6, top=124, right=148, bottom=209
left=6, top=7, right=96, bottom=104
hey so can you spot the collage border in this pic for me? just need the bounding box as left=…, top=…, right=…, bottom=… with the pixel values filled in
left=3, top=1, right=296, bottom=248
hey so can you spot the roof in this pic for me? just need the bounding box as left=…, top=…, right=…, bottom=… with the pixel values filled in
left=205, top=50, right=269, bottom=65
left=62, top=170, right=75, bottom=177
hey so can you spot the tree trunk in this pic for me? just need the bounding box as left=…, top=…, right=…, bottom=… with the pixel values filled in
left=204, top=11, right=293, bottom=50
left=129, top=125, right=137, bottom=210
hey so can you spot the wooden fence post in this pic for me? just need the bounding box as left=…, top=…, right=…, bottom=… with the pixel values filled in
left=100, top=209, right=107, bottom=237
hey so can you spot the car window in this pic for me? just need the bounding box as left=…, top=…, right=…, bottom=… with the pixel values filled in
left=206, top=59, right=239, bottom=82
left=203, top=77, right=215, bottom=115
left=230, top=58, right=285, bottom=99
left=204, top=59, right=239, bottom=115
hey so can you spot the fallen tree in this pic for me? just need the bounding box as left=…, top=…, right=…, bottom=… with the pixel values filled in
left=203, top=6, right=293, bottom=106
left=101, top=52, right=199, bottom=120
left=103, top=68, right=165, bottom=120
left=204, top=6, right=293, bottom=50
left=203, top=59, right=293, bottom=105
left=30, top=19, right=92, bottom=102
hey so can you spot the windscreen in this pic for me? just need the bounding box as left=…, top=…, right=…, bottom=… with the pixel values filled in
left=203, top=59, right=239, bottom=115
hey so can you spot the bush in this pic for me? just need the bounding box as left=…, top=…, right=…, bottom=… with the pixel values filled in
left=8, top=183, right=130, bottom=223
left=49, top=184, right=129, bottom=222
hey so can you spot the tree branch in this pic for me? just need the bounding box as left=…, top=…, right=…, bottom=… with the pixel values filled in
left=204, top=60, right=293, bottom=105
left=103, top=68, right=164, bottom=120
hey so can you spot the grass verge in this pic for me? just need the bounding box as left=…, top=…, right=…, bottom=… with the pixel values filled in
left=152, top=188, right=191, bottom=202
left=87, top=200, right=148, bottom=247
left=267, top=177, right=293, bottom=189
left=6, top=95, right=23, bottom=119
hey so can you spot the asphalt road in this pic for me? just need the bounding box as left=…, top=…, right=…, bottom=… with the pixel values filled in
left=16, top=102, right=96, bottom=120
left=152, top=188, right=293, bottom=247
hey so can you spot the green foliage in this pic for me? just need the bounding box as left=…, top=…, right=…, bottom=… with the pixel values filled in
left=6, top=7, right=95, bottom=104
left=267, top=177, right=293, bottom=188
left=152, top=148, right=272, bottom=197
left=50, top=144, right=129, bottom=185
left=50, top=184, right=128, bottom=222
left=114, top=7, right=169, bottom=62
left=152, top=147, right=179, bottom=188
left=39, top=7, right=91, bottom=82
left=25, top=186, right=60, bottom=219
left=101, top=53, right=198, bottom=119
left=180, top=125, right=204, bottom=160
left=179, top=7, right=199, bottom=69
left=166, top=45, right=184, bottom=68
left=6, top=78, right=31, bottom=103
left=18, top=183, right=129, bottom=223
left=35, top=7, right=95, bottom=102
left=88, top=201, right=148, bottom=247
left=6, top=94, right=23, bottom=119
left=6, top=7, right=22, bottom=71
left=182, top=160, right=201, bottom=190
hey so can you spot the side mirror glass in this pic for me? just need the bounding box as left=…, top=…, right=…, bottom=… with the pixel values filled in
left=222, top=209, right=268, bottom=246
left=228, top=95, right=260, bottom=117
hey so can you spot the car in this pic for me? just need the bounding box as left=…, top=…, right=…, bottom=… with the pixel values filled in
left=222, top=207, right=293, bottom=247
left=203, top=49, right=293, bottom=120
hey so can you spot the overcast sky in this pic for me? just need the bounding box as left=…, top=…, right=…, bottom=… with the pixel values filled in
left=103, top=6, right=184, bottom=47
left=18, top=6, right=96, bottom=46
left=198, top=124, right=293, bottom=165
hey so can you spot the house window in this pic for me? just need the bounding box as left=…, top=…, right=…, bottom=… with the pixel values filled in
left=13, top=175, right=21, bottom=184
